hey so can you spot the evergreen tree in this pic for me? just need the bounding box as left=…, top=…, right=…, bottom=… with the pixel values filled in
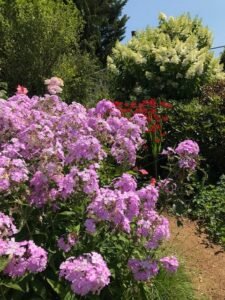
left=72, top=0, right=128, bottom=64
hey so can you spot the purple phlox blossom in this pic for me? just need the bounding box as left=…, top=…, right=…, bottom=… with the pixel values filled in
left=65, top=135, right=106, bottom=164
left=138, top=185, right=159, bottom=210
left=128, top=258, right=159, bottom=281
left=111, top=137, right=136, bottom=166
left=175, top=140, right=199, bottom=157
left=0, top=155, right=28, bottom=192
left=178, top=157, right=197, bottom=170
left=114, top=173, right=137, bottom=192
left=130, top=113, right=147, bottom=132
left=85, top=219, right=97, bottom=234
left=146, top=216, right=170, bottom=249
left=95, top=99, right=121, bottom=118
left=87, top=188, right=139, bottom=233
left=78, top=168, right=99, bottom=195
left=59, top=252, right=110, bottom=296
left=3, top=240, right=47, bottom=277
left=160, top=256, right=179, bottom=272
left=57, top=233, right=78, bottom=252
left=0, top=212, right=18, bottom=238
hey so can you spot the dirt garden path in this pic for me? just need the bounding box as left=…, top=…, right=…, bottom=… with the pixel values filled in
left=166, top=216, right=225, bottom=300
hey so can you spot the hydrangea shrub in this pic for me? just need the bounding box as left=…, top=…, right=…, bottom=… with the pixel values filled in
left=0, top=80, right=179, bottom=299
left=108, top=13, right=224, bottom=100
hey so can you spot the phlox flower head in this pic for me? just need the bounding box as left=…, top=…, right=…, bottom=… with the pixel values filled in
left=160, top=256, right=179, bottom=272
left=175, top=140, right=199, bottom=157
left=128, top=258, right=159, bottom=281
left=59, top=252, right=110, bottom=296
left=57, top=233, right=77, bottom=252
left=114, top=173, right=137, bottom=192
left=178, top=157, right=197, bottom=170
left=3, top=240, right=47, bottom=277
left=138, top=185, right=159, bottom=209
left=0, top=212, right=18, bottom=238
left=84, top=219, right=96, bottom=234
left=146, top=216, right=170, bottom=249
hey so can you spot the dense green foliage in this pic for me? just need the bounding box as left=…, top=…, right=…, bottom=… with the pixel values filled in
left=108, top=13, right=224, bottom=101
left=72, top=0, right=128, bottom=64
left=53, top=53, right=110, bottom=105
left=193, top=175, right=225, bottom=246
left=0, top=0, right=82, bottom=96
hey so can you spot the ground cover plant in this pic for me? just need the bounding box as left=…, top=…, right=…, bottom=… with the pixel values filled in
left=193, top=175, right=225, bottom=246
left=0, top=78, right=194, bottom=299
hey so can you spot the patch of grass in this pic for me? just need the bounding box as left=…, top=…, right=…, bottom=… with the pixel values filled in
left=150, top=265, right=196, bottom=300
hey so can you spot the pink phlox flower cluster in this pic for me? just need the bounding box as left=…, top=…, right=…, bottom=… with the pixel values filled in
left=160, top=256, right=179, bottom=272
left=128, top=258, right=159, bottom=281
left=0, top=212, right=18, bottom=238
left=59, top=252, right=110, bottom=296
left=136, top=210, right=170, bottom=249
left=57, top=233, right=78, bottom=252
left=0, top=155, right=28, bottom=191
left=175, top=140, right=199, bottom=157
left=1, top=239, right=47, bottom=277
left=44, top=77, right=64, bottom=95
left=162, top=140, right=200, bottom=170
left=138, top=185, right=159, bottom=210
left=146, top=217, right=170, bottom=249
left=87, top=187, right=140, bottom=233
left=114, top=173, right=137, bottom=192
left=84, top=219, right=97, bottom=234
left=95, top=99, right=121, bottom=118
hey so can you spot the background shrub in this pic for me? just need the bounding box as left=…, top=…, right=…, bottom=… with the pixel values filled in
left=108, top=13, right=224, bottom=101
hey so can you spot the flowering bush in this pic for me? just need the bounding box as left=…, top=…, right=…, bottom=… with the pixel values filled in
left=157, top=139, right=202, bottom=215
left=0, top=81, right=179, bottom=299
left=108, top=13, right=224, bottom=101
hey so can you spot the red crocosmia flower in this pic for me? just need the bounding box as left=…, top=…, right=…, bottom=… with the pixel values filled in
left=148, top=98, right=157, bottom=107
left=161, top=115, right=169, bottom=122
left=152, top=114, right=161, bottom=121
left=160, top=101, right=173, bottom=109
left=114, top=101, right=122, bottom=107
left=154, top=138, right=161, bottom=143
left=147, top=116, right=152, bottom=122
left=16, top=85, right=28, bottom=95
left=150, top=109, right=156, bottom=114
left=130, top=102, right=137, bottom=108
left=139, top=169, right=149, bottom=175
left=142, top=99, right=149, bottom=105
left=148, top=125, right=157, bottom=133
left=150, top=178, right=156, bottom=186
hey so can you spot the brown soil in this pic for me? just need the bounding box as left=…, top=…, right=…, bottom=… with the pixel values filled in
left=166, top=215, right=225, bottom=300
